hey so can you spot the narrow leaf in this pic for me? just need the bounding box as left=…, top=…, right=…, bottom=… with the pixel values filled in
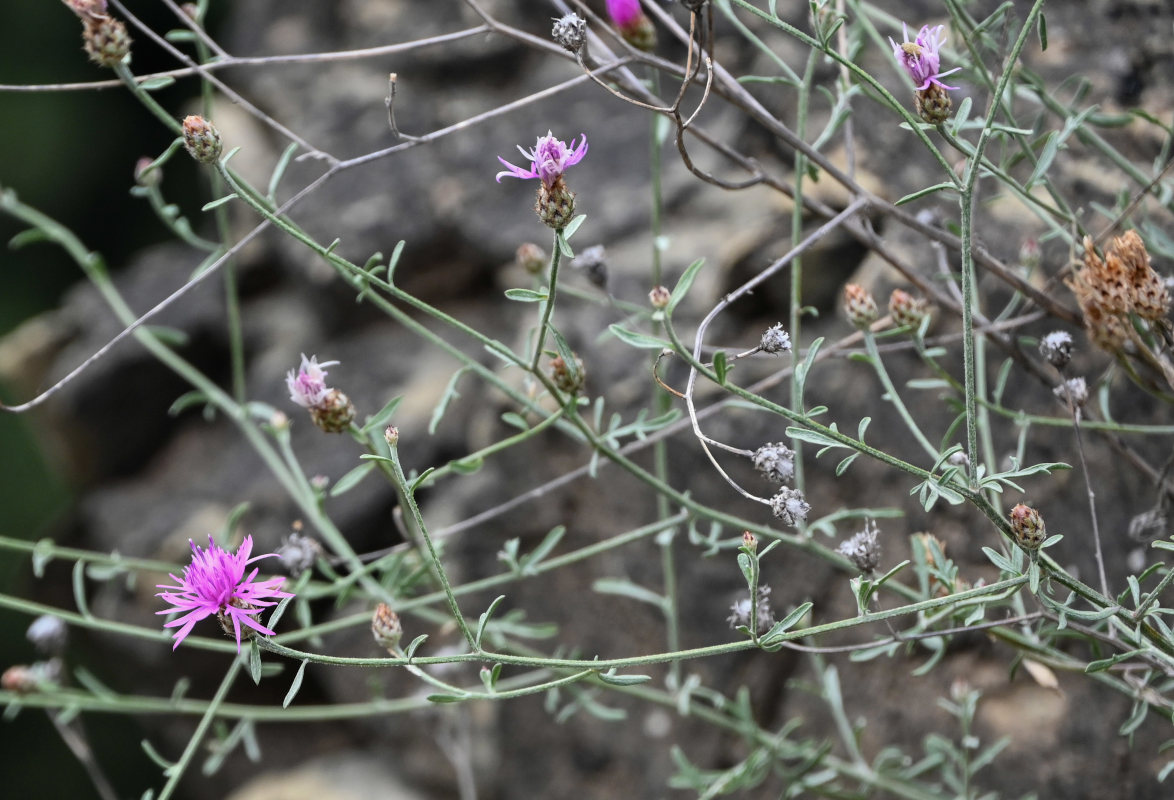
left=282, top=660, right=309, bottom=708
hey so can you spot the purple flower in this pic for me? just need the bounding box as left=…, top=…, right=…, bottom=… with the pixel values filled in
left=286, top=353, right=339, bottom=409
left=496, top=131, right=588, bottom=188
left=889, top=24, right=961, bottom=91
left=156, top=536, right=294, bottom=651
left=606, top=0, right=643, bottom=28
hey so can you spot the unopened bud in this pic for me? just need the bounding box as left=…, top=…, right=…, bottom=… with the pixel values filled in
left=182, top=115, right=222, bottom=164
left=515, top=242, right=546, bottom=275
left=1009, top=504, right=1046, bottom=551
left=384, top=425, right=399, bottom=447
left=1019, top=237, right=1042, bottom=270
left=649, top=285, right=671, bottom=309
left=741, top=531, right=757, bottom=552
left=843, top=283, right=879, bottom=328
left=134, top=157, right=161, bottom=187
left=83, top=16, right=131, bottom=68
left=889, top=289, right=929, bottom=330
left=372, top=603, right=403, bottom=652
left=550, top=353, right=586, bottom=395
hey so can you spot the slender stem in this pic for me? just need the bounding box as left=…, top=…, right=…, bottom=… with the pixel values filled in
left=862, top=330, right=939, bottom=462
left=156, top=654, right=242, bottom=800
left=530, top=228, right=564, bottom=373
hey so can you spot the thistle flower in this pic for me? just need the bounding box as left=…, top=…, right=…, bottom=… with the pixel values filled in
left=606, top=0, right=657, bottom=51
left=890, top=24, right=960, bottom=124
left=889, top=24, right=960, bottom=91
left=156, top=536, right=294, bottom=651
left=286, top=353, right=355, bottom=433
left=496, top=131, right=588, bottom=230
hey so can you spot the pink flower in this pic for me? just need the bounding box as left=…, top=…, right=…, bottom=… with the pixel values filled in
left=496, top=131, right=588, bottom=188
left=889, top=24, right=961, bottom=91
left=286, top=353, right=339, bottom=409
left=156, top=536, right=294, bottom=651
left=605, top=0, right=643, bottom=28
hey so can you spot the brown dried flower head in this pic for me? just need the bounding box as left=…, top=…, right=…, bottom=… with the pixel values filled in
left=1068, top=231, right=1170, bottom=352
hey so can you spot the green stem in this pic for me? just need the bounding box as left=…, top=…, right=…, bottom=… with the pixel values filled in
left=862, top=330, right=939, bottom=462
left=530, top=228, right=563, bottom=373
left=156, top=655, right=241, bottom=800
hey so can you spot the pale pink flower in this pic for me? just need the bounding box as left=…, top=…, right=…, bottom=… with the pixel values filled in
left=156, top=536, right=293, bottom=651
left=889, top=24, right=961, bottom=91
left=496, top=131, right=588, bottom=188
left=286, top=353, right=339, bottom=409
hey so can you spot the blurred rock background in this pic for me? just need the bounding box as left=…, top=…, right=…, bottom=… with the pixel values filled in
left=2, top=1, right=1174, bottom=798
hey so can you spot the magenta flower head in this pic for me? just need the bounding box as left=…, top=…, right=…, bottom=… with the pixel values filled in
left=285, top=353, right=355, bottom=433
left=156, top=536, right=294, bottom=651
left=889, top=24, right=960, bottom=91
left=605, top=0, right=656, bottom=51
left=496, top=131, right=588, bottom=189
left=497, top=132, right=588, bottom=229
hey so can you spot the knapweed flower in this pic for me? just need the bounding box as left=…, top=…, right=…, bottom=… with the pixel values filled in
left=606, top=0, right=657, bottom=51
left=496, top=132, right=588, bottom=229
left=890, top=24, right=960, bottom=124
left=156, top=536, right=294, bottom=651
left=286, top=353, right=355, bottom=433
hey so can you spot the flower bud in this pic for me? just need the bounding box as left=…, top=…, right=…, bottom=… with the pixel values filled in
left=550, top=353, right=586, bottom=395
left=83, top=16, right=131, bottom=68
left=649, top=285, right=671, bottom=309
left=843, top=283, right=879, bottom=328
left=372, top=603, right=403, bottom=652
left=182, top=115, right=222, bottom=164
left=515, top=242, right=546, bottom=275
left=741, top=531, right=757, bottom=552
left=384, top=425, right=399, bottom=447
left=1009, top=504, right=1046, bottom=551
left=889, top=288, right=929, bottom=330
left=134, top=157, right=161, bottom=187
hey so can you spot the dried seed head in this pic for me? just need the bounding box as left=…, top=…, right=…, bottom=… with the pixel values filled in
left=889, top=289, right=929, bottom=330
left=552, top=13, right=587, bottom=54
left=371, top=603, right=403, bottom=652
left=515, top=242, right=547, bottom=275
left=1068, top=231, right=1171, bottom=352
left=759, top=323, right=792, bottom=354
left=26, top=615, right=68, bottom=656
left=277, top=532, right=322, bottom=577
left=752, top=442, right=796, bottom=485
left=572, top=244, right=608, bottom=289
left=1128, top=507, right=1168, bottom=542
left=1039, top=331, right=1073, bottom=369
left=947, top=449, right=970, bottom=469
left=727, top=585, right=775, bottom=635
left=182, top=115, right=222, bottom=164
left=1054, top=377, right=1088, bottom=407
left=838, top=520, right=881, bottom=573
left=769, top=486, right=810, bottom=527
left=843, top=283, right=879, bottom=328
left=1009, top=504, right=1046, bottom=551
left=649, top=285, right=671, bottom=309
